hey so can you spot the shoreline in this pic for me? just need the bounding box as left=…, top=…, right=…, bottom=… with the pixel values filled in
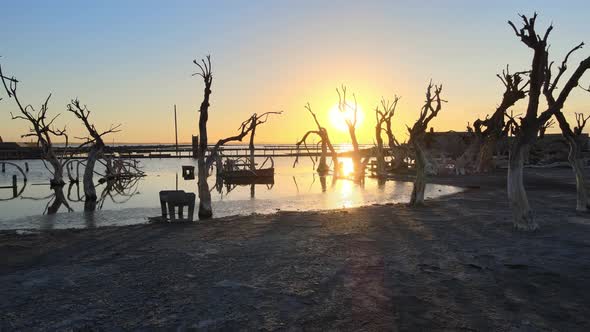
left=0, top=175, right=464, bottom=233
left=1, top=168, right=590, bottom=330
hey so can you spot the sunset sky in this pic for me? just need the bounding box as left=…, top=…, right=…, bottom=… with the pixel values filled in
left=1, top=0, right=589, bottom=144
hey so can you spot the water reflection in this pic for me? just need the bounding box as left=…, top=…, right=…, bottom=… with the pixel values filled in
left=0, top=162, right=28, bottom=201
left=19, top=185, right=72, bottom=215
left=0, top=157, right=463, bottom=230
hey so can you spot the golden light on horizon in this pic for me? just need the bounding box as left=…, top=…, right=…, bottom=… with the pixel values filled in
left=328, top=102, right=365, bottom=132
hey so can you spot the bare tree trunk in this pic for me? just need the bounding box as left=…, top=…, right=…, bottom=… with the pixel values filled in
left=249, top=123, right=256, bottom=171
left=294, top=104, right=338, bottom=176
left=455, top=137, right=481, bottom=175
left=324, top=134, right=339, bottom=175
left=375, top=124, right=386, bottom=175
left=568, top=139, right=588, bottom=211
left=193, top=56, right=213, bottom=219
left=197, top=135, right=212, bottom=219
left=47, top=185, right=72, bottom=214
left=554, top=112, right=589, bottom=211
left=317, top=140, right=329, bottom=174
left=67, top=99, right=120, bottom=211
left=410, top=142, right=426, bottom=206
left=83, top=146, right=101, bottom=201
left=384, top=118, right=406, bottom=170
left=348, top=127, right=362, bottom=173
left=507, top=140, right=537, bottom=230
left=391, top=146, right=407, bottom=170
left=408, top=82, right=445, bottom=205
left=47, top=151, right=65, bottom=187
left=336, top=86, right=363, bottom=178
left=477, top=136, right=498, bottom=173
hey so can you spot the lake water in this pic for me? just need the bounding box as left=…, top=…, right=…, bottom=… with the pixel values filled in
left=0, top=157, right=462, bottom=230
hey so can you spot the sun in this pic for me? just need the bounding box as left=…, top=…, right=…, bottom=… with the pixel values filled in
left=328, top=102, right=364, bottom=132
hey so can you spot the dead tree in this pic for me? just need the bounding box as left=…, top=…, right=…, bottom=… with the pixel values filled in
left=294, top=103, right=339, bottom=175
left=543, top=39, right=590, bottom=212
left=193, top=55, right=213, bottom=219
left=507, top=13, right=590, bottom=229
left=245, top=111, right=282, bottom=171
left=551, top=111, right=590, bottom=211
left=0, top=64, right=69, bottom=186
left=193, top=111, right=279, bottom=218
left=336, top=86, right=363, bottom=178
left=67, top=99, right=121, bottom=210
left=206, top=111, right=280, bottom=171
left=538, top=118, right=555, bottom=139
left=382, top=99, right=408, bottom=170
left=544, top=48, right=590, bottom=212
left=574, top=112, right=590, bottom=136
left=374, top=96, right=400, bottom=175
left=455, top=67, right=528, bottom=174
left=408, top=82, right=445, bottom=206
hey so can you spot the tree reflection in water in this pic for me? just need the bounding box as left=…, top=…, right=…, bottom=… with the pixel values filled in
left=214, top=175, right=274, bottom=199
left=18, top=175, right=142, bottom=217
left=21, top=184, right=73, bottom=215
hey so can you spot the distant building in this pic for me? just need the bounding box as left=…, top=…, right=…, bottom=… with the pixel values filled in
left=0, top=142, right=42, bottom=160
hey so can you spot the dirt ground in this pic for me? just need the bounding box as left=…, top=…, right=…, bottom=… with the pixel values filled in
left=1, top=168, right=590, bottom=331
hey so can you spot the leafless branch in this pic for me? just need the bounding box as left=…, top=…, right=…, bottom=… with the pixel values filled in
left=574, top=112, right=590, bottom=136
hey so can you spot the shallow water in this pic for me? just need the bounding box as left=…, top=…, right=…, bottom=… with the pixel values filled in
left=0, top=157, right=462, bottom=230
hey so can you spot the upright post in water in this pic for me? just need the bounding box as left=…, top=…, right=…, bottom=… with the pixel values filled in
left=12, top=175, right=17, bottom=197
left=25, top=162, right=29, bottom=172
left=192, top=135, right=199, bottom=159
left=1, top=162, right=4, bottom=173
left=174, top=104, right=179, bottom=157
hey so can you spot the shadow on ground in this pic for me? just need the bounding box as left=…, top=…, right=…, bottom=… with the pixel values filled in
left=1, top=169, right=590, bottom=330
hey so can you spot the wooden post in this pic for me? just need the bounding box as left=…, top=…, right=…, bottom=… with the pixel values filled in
left=25, top=162, right=29, bottom=172
left=12, top=175, right=17, bottom=197
left=192, top=135, right=199, bottom=159
left=174, top=104, right=179, bottom=157
left=1, top=162, right=4, bottom=173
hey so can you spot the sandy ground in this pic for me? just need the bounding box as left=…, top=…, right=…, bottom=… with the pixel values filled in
left=1, top=168, right=590, bottom=331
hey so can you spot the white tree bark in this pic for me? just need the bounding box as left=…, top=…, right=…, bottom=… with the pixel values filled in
left=570, top=149, right=588, bottom=212
left=507, top=141, right=537, bottom=230
left=410, top=142, right=427, bottom=206
left=83, top=147, right=100, bottom=201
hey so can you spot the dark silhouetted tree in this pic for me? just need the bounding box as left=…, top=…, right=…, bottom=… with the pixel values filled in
left=408, top=81, right=445, bottom=206
left=374, top=96, right=400, bottom=176
left=193, top=55, right=213, bottom=219
left=455, top=67, right=528, bottom=174
left=0, top=63, right=69, bottom=186
left=67, top=99, right=121, bottom=211
left=506, top=13, right=590, bottom=229
left=336, top=86, right=363, bottom=178
left=294, top=103, right=339, bottom=175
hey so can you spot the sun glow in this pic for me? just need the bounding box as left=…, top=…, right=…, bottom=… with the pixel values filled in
left=328, top=103, right=364, bottom=132
left=339, top=158, right=355, bottom=177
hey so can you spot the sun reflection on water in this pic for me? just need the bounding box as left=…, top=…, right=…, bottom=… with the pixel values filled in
left=339, top=158, right=355, bottom=177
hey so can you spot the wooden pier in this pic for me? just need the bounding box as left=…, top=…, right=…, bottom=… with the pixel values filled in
left=0, top=143, right=377, bottom=160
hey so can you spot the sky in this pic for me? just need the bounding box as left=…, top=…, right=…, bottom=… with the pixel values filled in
left=1, top=0, right=589, bottom=144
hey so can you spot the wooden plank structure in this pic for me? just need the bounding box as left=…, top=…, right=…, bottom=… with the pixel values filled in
left=159, top=190, right=196, bottom=222
left=0, top=142, right=377, bottom=160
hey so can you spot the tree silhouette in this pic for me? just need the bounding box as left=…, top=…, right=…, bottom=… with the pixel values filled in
left=506, top=13, right=590, bottom=229
left=408, top=81, right=445, bottom=206
left=0, top=63, right=69, bottom=186
left=294, top=103, right=339, bottom=175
